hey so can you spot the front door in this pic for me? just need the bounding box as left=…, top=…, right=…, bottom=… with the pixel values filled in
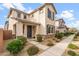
left=27, top=25, right=32, bottom=38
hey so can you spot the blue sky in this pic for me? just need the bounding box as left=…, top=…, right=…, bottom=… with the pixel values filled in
left=0, top=3, right=79, bottom=30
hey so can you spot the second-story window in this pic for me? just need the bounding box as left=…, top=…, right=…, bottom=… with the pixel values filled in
left=24, top=15, right=26, bottom=19
left=48, top=8, right=51, bottom=19
left=32, top=14, right=34, bottom=17
left=52, top=12, right=54, bottom=20
left=39, top=10, right=43, bottom=14
left=17, top=12, right=21, bottom=18
left=23, top=24, right=25, bottom=34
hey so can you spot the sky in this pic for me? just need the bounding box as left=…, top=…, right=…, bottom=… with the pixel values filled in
left=0, top=3, right=79, bottom=30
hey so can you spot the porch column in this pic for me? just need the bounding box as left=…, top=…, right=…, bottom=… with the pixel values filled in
left=36, top=25, right=40, bottom=35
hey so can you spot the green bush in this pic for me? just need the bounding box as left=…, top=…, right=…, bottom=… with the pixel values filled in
left=37, top=34, right=42, bottom=42
left=64, top=32, right=74, bottom=36
left=55, top=33, right=64, bottom=39
left=68, top=50, right=77, bottom=56
left=27, top=46, right=39, bottom=56
left=6, top=39, right=23, bottom=55
left=47, top=43, right=54, bottom=46
left=16, top=36, right=27, bottom=45
left=68, top=43, right=79, bottom=49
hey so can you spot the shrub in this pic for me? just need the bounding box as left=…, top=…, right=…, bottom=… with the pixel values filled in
left=55, top=33, right=64, bottom=39
left=68, top=50, right=76, bottom=56
left=64, top=32, right=74, bottom=36
left=47, top=43, right=54, bottom=46
left=16, top=36, right=27, bottom=45
left=37, top=34, right=42, bottom=42
left=68, top=43, right=79, bottom=49
left=55, top=39, right=61, bottom=42
left=6, top=39, right=23, bottom=55
left=27, top=46, right=39, bottom=56
left=76, top=32, right=79, bottom=36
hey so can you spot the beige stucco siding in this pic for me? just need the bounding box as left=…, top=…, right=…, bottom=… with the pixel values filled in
left=45, top=5, right=55, bottom=25
left=16, top=22, right=23, bottom=36
left=8, top=18, right=17, bottom=34
left=29, top=7, right=46, bottom=35
left=39, top=8, right=46, bottom=35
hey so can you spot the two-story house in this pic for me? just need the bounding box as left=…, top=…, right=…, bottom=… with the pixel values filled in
left=5, top=3, right=57, bottom=38
left=54, top=18, right=67, bottom=33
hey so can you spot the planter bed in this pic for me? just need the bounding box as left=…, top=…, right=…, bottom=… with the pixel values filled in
left=1, top=39, right=43, bottom=56
left=63, top=38, right=79, bottom=56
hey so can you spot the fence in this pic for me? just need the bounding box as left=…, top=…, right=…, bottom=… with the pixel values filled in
left=0, top=28, right=12, bottom=53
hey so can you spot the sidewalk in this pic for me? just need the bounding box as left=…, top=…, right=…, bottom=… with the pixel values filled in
left=39, top=35, right=75, bottom=56
left=27, top=40, right=49, bottom=50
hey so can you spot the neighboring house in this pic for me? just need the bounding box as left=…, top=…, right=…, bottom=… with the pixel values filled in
left=54, top=18, right=67, bottom=33
left=68, top=27, right=78, bottom=33
left=5, top=3, right=57, bottom=38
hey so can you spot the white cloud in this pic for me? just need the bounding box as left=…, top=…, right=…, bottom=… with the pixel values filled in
left=0, top=24, right=4, bottom=28
left=0, top=6, right=4, bottom=10
left=27, top=7, right=33, bottom=13
left=13, top=3, right=26, bottom=11
left=3, top=3, right=15, bottom=9
left=69, top=10, right=74, bottom=12
left=2, top=3, right=33, bottom=13
left=56, top=10, right=75, bottom=21
left=2, top=3, right=26, bottom=11
left=60, top=10, right=74, bottom=19
left=67, top=20, right=79, bottom=30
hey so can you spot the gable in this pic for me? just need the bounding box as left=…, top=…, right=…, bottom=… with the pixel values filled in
left=46, top=4, right=57, bottom=14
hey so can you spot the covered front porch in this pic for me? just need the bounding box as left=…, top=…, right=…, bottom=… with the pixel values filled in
left=13, top=20, right=40, bottom=38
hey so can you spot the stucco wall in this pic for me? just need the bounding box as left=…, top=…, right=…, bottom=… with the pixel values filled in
left=8, top=18, right=17, bottom=34
left=45, top=5, right=55, bottom=25
left=16, top=22, right=23, bottom=36
left=29, top=7, right=46, bottom=35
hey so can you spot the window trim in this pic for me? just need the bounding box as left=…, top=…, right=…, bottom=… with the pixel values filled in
left=24, top=15, right=26, bottom=19
left=23, top=24, right=25, bottom=34
left=48, top=8, right=51, bottom=19
left=46, top=24, right=54, bottom=34
left=17, top=12, right=21, bottom=18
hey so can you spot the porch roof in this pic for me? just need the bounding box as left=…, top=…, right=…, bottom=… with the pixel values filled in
left=11, top=17, right=40, bottom=25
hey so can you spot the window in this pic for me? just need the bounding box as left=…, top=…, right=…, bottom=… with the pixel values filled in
left=46, top=25, right=54, bottom=34
left=52, top=12, right=54, bottom=20
left=32, top=14, right=34, bottom=17
left=50, top=26, right=54, bottom=33
left=23, top=24, right=25, bottom=34
left=17, top=12, right=21, bottom=18
left=48, top=8, right=51, bottom=19
left=13, top=24, right=16, bottom=34
left=47, top=25, right=50, bottom=34
left=39, top=10, right=43, bottom=14
left=24, top=15, right=26, bottom=19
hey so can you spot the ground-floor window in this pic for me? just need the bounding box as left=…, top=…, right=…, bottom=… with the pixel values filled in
left=13, top=24, right=16, bottom=34
left=23, top=24, right=25, bottom=34
left=46, top=24, right=54, bottom=34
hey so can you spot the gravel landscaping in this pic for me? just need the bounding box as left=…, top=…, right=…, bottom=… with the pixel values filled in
left=63, top=33, right=79, bottom=56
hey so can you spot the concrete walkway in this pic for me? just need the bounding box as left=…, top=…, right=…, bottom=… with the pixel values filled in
left=39, top=35, right=75, bottom=56
left=27, top=40, right=49, bottom=50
